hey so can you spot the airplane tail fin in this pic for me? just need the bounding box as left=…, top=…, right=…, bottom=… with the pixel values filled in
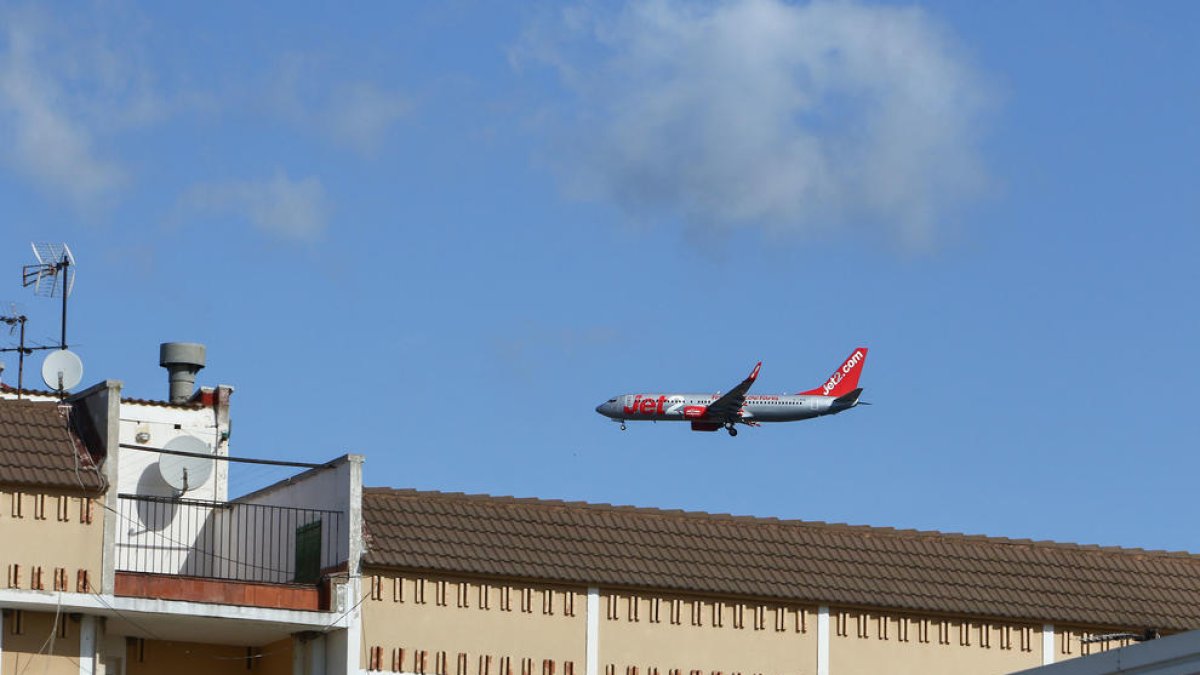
left=799, top=348, right=868, bottom=397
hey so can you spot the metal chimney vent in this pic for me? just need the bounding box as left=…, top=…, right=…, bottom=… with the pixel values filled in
left=159, top=342, right=206, bottom=404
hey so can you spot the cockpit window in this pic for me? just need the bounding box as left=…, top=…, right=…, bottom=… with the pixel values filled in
left=607, top=398, right=617, bottom=403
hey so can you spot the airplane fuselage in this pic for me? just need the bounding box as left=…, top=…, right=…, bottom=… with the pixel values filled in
left=595, top=392, right=852, bottom=424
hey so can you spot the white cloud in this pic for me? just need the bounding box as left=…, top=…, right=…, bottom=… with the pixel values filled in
left=326, top=82, right=412, bottom=156
left=515, top=0, right=993, bottom=247
left=182, top=173, right=330, bottom=242
left=0, top=11, right=128, bottom=208
left=268, top=56, right=411, bottom=157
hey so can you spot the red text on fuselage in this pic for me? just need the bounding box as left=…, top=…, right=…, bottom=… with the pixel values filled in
left=623, top=395, right=667, bottom=416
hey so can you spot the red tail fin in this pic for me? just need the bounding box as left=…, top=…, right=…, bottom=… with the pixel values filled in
left=799, top=348, right=868, bottom=397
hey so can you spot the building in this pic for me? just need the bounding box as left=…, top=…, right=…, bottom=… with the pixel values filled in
left=0, top=397, right=106, bottom=675
left=3, top=342, right=1199, bottom=675
left=0, top=344, right=363, bottom=675
left=356, top=489, right=1200, bottom=675
left=1016, top=629, right=1200, bottom=675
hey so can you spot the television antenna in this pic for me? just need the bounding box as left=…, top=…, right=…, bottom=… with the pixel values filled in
left=22, top=242, right=75, bottom=350
left=158, top=435, right=215, bottom=493
left=0, top=302, right=61, bottom=399
left=0, top=307, right=27, bottom=397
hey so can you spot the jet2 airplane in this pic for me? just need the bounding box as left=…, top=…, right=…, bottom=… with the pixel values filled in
left=595, top=348, right=868, bottom=436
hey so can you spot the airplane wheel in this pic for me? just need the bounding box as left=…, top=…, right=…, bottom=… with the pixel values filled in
left=620, top=423, right=627, bottom=431
left=728, top=427, right=738, bottom=437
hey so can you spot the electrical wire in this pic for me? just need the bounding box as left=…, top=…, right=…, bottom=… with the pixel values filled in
left=41, top=592, right=61, bottom=675
left=58, top=398, right=330, bottom=581
left=51, top=399, right=367, bottom=664
left=86, top=576, right=367, bottom=663
left=98, top=499, right=335, bottom=581
left=16, top=591, right=62, bottom=675
left=204, top=589, right=371, bottom=662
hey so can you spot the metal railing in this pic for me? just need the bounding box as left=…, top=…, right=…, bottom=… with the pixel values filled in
left=115, top=494, right=345, bottom=585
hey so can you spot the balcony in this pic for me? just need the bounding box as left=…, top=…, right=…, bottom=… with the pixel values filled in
left=112, top=464, right=353, bottom=611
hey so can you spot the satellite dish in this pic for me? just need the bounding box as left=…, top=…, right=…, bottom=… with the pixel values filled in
left=158, top=435, right=214, bottom=492
left=41, top=349, right=83, bottom=391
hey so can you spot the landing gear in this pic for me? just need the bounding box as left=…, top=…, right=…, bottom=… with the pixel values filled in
left=726, top=424, right=738, bottom=437
left=620, top=422, right=627, bottom=431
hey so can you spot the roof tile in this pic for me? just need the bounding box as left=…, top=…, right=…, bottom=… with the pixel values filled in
left=0, top=398, right=105, bottom=493
left=363, top=487, right=1200, bottom=631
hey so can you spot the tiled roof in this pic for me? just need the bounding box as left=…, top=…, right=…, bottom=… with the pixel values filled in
left=363, top=488, right=1200, bottom=632
left=0, top=398, right=105, bottom=493
left=119, top=396, right=204, bottom=409
left=0, top=383, right=203, bottom=409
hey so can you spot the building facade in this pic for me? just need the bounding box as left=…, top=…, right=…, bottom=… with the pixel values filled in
left=2, top=347, right=1199, bottom=675
left=0, top=367, right=363, bottom=675
left=357, top=488, right=1200, bottom=675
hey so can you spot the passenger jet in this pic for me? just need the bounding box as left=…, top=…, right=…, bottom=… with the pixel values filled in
left=595, top=348, right=868, bottom=436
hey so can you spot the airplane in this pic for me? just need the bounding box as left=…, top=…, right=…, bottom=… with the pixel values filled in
left=594, top=348, right=868, bottom=436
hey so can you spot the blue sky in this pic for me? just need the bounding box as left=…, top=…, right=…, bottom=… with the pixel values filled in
left=1, top=1, right=1198, bottom=552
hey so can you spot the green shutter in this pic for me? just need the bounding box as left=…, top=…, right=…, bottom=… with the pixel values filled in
left=294, top=521, right=322, bottom=583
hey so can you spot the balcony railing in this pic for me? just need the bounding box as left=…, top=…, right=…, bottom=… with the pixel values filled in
left=115, top=494, right=344, bottom=585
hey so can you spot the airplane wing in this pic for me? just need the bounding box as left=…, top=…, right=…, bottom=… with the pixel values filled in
left=705, top=362, right=762, bottom=422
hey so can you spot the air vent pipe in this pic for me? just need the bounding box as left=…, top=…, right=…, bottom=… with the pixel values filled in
left=160, top=342, right=206, bottom=404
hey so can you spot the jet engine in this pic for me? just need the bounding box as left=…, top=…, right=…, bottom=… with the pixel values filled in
left=690, top=421, right=722, bottom=432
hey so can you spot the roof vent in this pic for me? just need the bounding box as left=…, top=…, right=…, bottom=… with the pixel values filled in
left=159, top=342, right=206, bottom=404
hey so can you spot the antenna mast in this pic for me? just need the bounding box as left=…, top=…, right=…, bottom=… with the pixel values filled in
left=0, top=312, right=28, bottom=398
left=22, top=242, right=75, bottom=351
left=6, top=244, right=82, bottom=399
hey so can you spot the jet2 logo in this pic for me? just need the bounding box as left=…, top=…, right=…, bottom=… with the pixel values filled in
left=821, top=350, right=865, bottom=395
left=623, top=395, right=667, bottom=415
left=624, top=395, right=687, bottom=416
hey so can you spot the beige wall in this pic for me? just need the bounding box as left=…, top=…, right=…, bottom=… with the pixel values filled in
left=828, top=609, right=1042, bottom=675
left=1, top=489, right=103, bottom=594
left=0, top=610, right=82, bottom=675
left=125, top=637, right=292, bottom=675
left=1054, top=627, right=1131, bottom=663
left=360, top=570, right=1151, bottom=675
left=600, top=591, right=817, bottom=675
left=362, top=571, right=586, bottom=673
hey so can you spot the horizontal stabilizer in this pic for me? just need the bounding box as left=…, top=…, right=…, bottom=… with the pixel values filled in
left=830, top=388, right=864, bottom=412
left=834, top=388, right=863, bottom=405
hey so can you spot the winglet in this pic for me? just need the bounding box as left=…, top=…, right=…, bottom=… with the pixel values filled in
left=799, top=348, right=868, bottom=397
left=749, top=361, right=762, bottom=382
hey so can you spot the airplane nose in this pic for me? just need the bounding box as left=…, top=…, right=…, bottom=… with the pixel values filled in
left=595, top=403, right=605, bottom=415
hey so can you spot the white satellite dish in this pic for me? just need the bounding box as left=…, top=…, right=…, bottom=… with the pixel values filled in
left=41, top=349, right=83, bottom=391
left=158, top=434, right=214, bottom=492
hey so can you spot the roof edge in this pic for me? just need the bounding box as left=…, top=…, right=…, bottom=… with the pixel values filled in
left=362, top=486, right=1200, bottom=560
